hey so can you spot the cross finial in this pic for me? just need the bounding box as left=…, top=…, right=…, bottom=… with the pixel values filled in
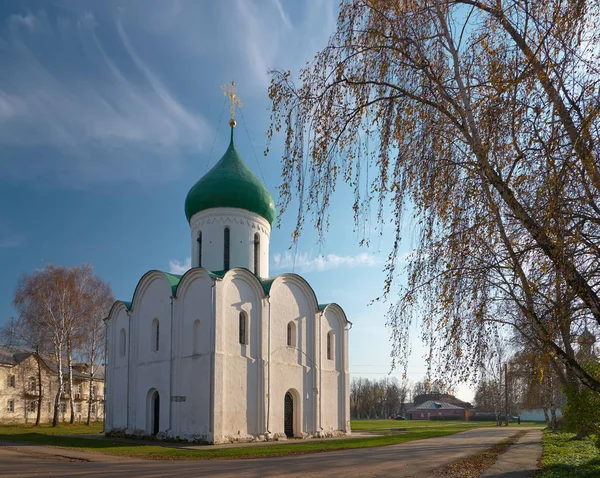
left=221, top=81, right=243, bottom=128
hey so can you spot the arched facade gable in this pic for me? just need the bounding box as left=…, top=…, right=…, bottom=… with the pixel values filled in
left=130, top=270, right=179, bottom=312
left=267, top=274, right=319, bottom=316
left=221, top=268, right=265, bottom=302
left=174, top=267, right=215, bottom=298
left=319, top=303, right=351, bottom=329
left=105, top=300, right=131, bottom=323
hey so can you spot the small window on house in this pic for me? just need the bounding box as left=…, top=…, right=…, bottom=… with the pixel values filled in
left=120, top=328, right=127, bottom=357
left=287, top=321, right=296, bottom=347
left=254, top=233, right=260, bottom=274
left=197, top=230, right=203, bottom=267
left=239, top=311, right=247, bottom=345
left=193, top=319, right=201, bottom=354
left=28, top=401, right=36, bottom=413
left=76, top=384, right=82, bottom=398
left=224, top=227, right=230, bottom=270
left=47, top=402, right=52, bottom=414
left=7, top=375, right=15, bottom=387
left=76, top=404, right=82, bottom=413
left=91, top=404, right=96, bottom=415
left=60, top=403, right=67, bottom=414
left=152, top=318, right=160, bottom=352
left=7, top=400, right=14, bottom=413
left=28, top=377, right=36, bottom=392
left=93, top=386, right=98, bottom=398
left=327, top=331, right=333, bottom=360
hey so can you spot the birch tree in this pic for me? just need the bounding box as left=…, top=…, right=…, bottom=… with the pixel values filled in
left=13, top=263, right=113, bottom=426
left=79, top=268, right=113, bottom=425
left=268, top=0, right=600, bottom=391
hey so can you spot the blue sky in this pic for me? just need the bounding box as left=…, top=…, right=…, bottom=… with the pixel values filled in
left=0, top=0, right=473, bottom=401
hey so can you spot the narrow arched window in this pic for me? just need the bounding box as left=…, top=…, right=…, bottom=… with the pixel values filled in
left=327, top=331, right=333, bottom=360
left=193, top=319, right=200, bottom=354
left=120, top=328, right=127, bottom=357
left=224, top=227, right=230, bottom=270
left=197, top=230, right=203, bottom=267
left=287, top=321, right=296, bottom=347
left=239, top=312, right=247, bottom=345
left=254, top=233, right=260, bottom=275
left=152, top=318, right=160, bottom=352
left=28, top=377, right=36, bottom=393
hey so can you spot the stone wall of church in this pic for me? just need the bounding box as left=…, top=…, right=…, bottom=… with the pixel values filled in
left=214, top=272, right=264, bottom=443
left=171, top=271, right=214, bottom=440
left=124, top=273, right=172, bottom=436
left=268, top=278, right=317, bottom=438
left=105, top=304, right=130, bottom=431
left=189, top=208, right=271, bottom=277
left=105, top=268, right=350, bottom=443
left=319, top=306, right=350, bottom=434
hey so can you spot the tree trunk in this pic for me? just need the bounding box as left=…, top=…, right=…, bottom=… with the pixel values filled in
left=86, top=373, right=94, bottom=425
left=35, top=349, right=42, bottom=426
left=550, top=408, right=557, bottom=430
left=576, top=423, right=589, bottom=439
left=53, top=349, right=63, bottom=427
left=542, top=407, right=550, bottom=428
left=67, top=338, right=75, bottom=424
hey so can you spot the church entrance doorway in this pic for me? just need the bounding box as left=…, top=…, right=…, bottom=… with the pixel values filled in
left=284, top=392, right=294, bottom=438
left=152, top=391, right=160, bottom=436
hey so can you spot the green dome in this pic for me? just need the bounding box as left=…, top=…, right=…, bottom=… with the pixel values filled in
left=185, top=127, right=276, bottom=225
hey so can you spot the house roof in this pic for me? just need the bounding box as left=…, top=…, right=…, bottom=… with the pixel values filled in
left=415, top=400, right=465, bottom=410
left=0, top=345, right=34, bottom=366
left=0, top=345, right=105, bottom=381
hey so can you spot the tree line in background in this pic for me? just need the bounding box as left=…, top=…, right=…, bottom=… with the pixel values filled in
left=2, top=264, right=113, bottom=426
left=350, top=377, right=468, bottom=419
left=350, top=377, right=410, bottom=419
left=268, top=0, right=600, bottom=441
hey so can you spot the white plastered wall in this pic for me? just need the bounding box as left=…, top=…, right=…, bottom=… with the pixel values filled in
left=105, top=303, right=130, bottom=432
left=170, top=270, right=214, bottom=440
left=214, top=270, right=264, bottom=443
left=189, top=208, right=271, bottom=277
left=126, top=273, right=173, bottom=435
left=267, top=276, right=317, bottom=438
left=319, top=305, right=350, bottom=434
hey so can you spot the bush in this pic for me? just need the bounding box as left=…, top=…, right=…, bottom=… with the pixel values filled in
left=562, top=358, right=600, bottom=442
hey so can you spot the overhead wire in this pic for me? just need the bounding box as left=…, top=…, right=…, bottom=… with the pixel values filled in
left=205, top=97, right=227, bottom=174
left=239, top=107, right=268, bottom=187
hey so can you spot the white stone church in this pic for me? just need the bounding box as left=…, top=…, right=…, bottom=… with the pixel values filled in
left=104, top=117, right=350, bottom=444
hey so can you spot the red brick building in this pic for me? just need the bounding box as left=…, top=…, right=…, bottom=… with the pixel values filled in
left=409, top=400, right=465, bottom=420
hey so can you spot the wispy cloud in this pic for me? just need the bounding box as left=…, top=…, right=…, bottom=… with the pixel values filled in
left=169, top=257, right=191, bottom=275
left=0, top=9, right=210, bottom=185
left=272, top=0, right=292, bottom=29
left=0, top=234, right=25, bottom=248
left=272, top=251, right=379, bottom=273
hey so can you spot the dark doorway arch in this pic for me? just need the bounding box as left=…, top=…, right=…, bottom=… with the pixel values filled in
left=284, top=392, right=294, bottom=438
left=152, top=391, right=160, bottom=436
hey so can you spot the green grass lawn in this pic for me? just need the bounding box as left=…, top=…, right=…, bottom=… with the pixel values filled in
left=0, top=420, right=503, bottom=460
left=537, top=430, right=600, bottom=478
left=351, top=419, right=539, bottom=433
left=0, top=422, right=104, bottom=436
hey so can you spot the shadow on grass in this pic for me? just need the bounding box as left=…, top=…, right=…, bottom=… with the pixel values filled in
left=0, top=433, right=150, bottom=450
left=538, top=458, right=600, bottom=478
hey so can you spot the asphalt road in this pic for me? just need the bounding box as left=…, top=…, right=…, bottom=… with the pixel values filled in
left=0, top=427, right=539, bottom=478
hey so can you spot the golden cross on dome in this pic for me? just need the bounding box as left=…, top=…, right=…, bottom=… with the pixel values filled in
left=221, top=81, right=243, bottom=127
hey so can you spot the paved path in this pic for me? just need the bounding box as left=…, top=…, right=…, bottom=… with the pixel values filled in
left=482, top=429, right=543, bottom=478
left=0, top=427, right=543, bottom=478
